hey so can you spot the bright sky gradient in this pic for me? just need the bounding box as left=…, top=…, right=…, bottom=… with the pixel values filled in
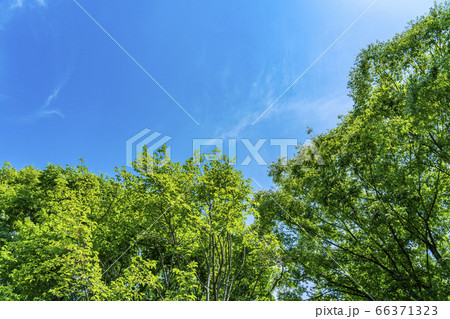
left=0, top=0, right=443, bottom=189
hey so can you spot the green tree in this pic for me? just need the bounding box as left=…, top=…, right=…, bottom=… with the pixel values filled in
left=0, top=149, right=281, bottom=300
left=257, top=3, right=450, bottom=301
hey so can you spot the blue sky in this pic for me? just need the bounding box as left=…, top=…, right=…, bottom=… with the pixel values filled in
left=0, top=0, right=442, bottom=189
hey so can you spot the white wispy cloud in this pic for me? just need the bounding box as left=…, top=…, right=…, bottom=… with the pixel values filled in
left=14, top=0, right=46, bottom=8
left=11, top=0, right=24, bottom=9
left=0, top=0, right=46, bottom=29
left=215, top=93, right=353, bottom=144
left=38, top=84, right=65, bottom=118
left=239, top=59, right=354, bottom=134
left=213, top=116, right=252, bottom=139
left=22, top=80, right=67, bottom=123
left=253, top=94, right=354, bottom=137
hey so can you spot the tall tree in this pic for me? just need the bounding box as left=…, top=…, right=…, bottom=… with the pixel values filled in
left=0, top=149, right=281, bottom=300
left=257, top=3, right=450, bottom=301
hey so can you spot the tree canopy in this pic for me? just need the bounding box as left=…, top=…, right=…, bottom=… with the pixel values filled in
left=0, top=150, right=282, bottom=300
left=1, top=3, right=449, bottom=301
left=257, top=3, right=450, bottom=301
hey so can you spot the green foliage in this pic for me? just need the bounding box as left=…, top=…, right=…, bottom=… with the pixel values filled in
left=0, top=149, right=281, bottom=300
left=1, top=2, right=448, bottom=302
left=257, top=3, right=450, bottom=301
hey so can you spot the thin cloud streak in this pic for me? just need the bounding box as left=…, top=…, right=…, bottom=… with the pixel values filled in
left=216, top=95, right=353, bottom=143
left=72, top=0, right=200, bottom=126
left=251, top=0, right=380, bottom=125
left=39, top=85, right=65, bottom=118
left=22, top=81, right=66, bottom=123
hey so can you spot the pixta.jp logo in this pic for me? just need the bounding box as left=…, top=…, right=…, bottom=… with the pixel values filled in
left=126, top=129, right=324, bottom=167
